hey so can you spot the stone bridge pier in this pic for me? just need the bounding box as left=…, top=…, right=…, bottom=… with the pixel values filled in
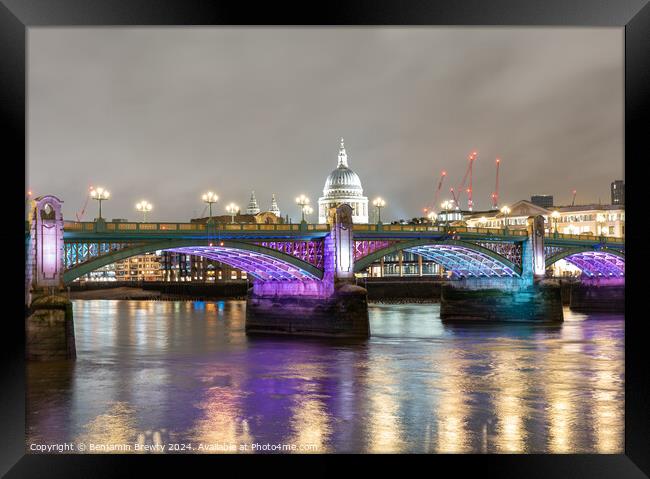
left=245, top=204, right=370, bottom=337
left=25, top=196, right=76, bottom=360
left=440, top=215, right=564, bottom=322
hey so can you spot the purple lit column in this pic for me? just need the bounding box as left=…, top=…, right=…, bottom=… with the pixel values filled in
left=29, top=195, right=65, bottom=294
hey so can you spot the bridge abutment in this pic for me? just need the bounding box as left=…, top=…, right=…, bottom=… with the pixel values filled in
left=26, top=196, right=76, bottom=360
left=245, top=205, right=369, bottom=338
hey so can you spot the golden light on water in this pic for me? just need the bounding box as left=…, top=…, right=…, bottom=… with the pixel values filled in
left=367, top=357, right=405, bottom=453
left=435, top=350, right=470, bottom=453
left=188, top=369, right=252, bottom=452
left=546, top=322, right=582, bottom=453
left=592, top=358, right=624, bottom=453
left=289, top=393, right=331, bottom=453
left=492, top=347, right=527, bottom=452
left=76, top=402, right=138, bottom=453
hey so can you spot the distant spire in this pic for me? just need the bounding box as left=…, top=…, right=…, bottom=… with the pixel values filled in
left=246, top=190, right=260, bottom=215
left=337, top=137, right=349, bottom=168
left=270, top=194, right=281, bottom=217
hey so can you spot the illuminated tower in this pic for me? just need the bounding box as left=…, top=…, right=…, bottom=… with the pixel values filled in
left=246, top=191, right=260, bottom=215
left=269, top=194, right=281, bottom=217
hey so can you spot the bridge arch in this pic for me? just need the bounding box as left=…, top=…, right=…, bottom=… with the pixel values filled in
left=354, top=238, right=522, bottom=277
left=545, top=247, right=625, bottom=277
left=62, top=239, right=324, bottom=284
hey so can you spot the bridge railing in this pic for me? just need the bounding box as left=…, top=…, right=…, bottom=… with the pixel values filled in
left=545, top=232, right=625, bottom=244
left=58, top=221, right=624, bottom=242
left=62, top=221, right=331, bottom=233
left=352, top=224, right=529, bottom=237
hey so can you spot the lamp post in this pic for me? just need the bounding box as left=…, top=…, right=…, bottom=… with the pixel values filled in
left=500, top=205, right=511, bottom=231
left=202, top=191, right=219, bottom=222
left=90, top=187, right=110, bottom=221
left=302, top=205, right=313, bottom=222
left=226, top=203, right=239, bottom=223
left=135, top=200, right=152, bottom=222
left=295, top=194, right=310, bottom=223
left=440, top=200, right=453, bottom=228
left=373, top=197, right=386, bottom=224
left=596, top=213, right=606, bottom=238
left=551, top=210, right=560, bottom=237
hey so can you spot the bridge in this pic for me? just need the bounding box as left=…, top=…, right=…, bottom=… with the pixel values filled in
left=25, top=195, right=625, bottom=353
left=26, top=198, right=625, bottom=287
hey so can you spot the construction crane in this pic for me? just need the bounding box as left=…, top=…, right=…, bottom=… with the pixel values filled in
left=75, top=185, right=94, bottom=221
left=455, top=151, right=478, bottom=211
left=433, top=170, right=447, bottom=211
left=571, top=189, right=577, bottom=207
left=491, top=157, right=501, bottom=210
left=467, top=151, right=477, bottom=211
left=449, top=186, right=460, bottom=210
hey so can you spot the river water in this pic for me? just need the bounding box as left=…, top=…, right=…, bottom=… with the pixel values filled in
left=26, top=300, right=624, bottom=453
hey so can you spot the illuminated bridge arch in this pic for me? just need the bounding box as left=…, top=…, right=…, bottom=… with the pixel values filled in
left=62, top=239, right=324, bottom=284
left=354, top=239, right=522, bottom=277
left=545, top=247, right=625, bottom=278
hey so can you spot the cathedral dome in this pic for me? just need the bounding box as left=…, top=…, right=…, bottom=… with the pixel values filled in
left=322, top=139, right=364, bottom=197
left=323, top=166, right=364, bottom=197
left=318, top=138, right=369, bottom=224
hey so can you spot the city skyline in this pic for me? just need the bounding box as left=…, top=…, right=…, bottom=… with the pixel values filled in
left=28, top=27, right=623, bottom=222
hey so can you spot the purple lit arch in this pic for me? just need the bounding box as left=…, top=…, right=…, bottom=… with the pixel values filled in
left=353, top=239, right=521, bottom=278
left=167, top=246, right=321, bottom=281
left=547, top=250, right=625, bottom=278
left=62, top=239, right=324, bottom=283
left=405, top=244, right=519, bottom=278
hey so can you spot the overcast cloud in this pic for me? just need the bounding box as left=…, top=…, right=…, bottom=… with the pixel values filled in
left=27, top=27, right=623, bottom=222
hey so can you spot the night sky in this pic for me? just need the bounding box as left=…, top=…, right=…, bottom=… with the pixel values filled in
left=28, top=27, right=623, bottom=222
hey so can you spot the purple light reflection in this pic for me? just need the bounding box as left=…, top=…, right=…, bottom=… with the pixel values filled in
left=168, top=246, right=320, bottom=281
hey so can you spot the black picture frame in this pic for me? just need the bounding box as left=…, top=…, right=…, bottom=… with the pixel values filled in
left=1, top=0, right=648, bottom=476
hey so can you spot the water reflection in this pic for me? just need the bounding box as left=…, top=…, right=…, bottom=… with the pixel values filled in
left=26, top=300, right=624, bottom=453
left=435, top=348, right=471, bottom=453
left=492, top=346, right=527, bottom=452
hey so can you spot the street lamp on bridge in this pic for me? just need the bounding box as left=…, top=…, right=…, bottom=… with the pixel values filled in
left=551, top=210, right=560, bottom=237
left=302, top=205, right=313, bottom=222
left=500, top=205, right=511, bottom=231
left=295, top=195, right=310, bottom=223
left=202, top=191, right=219, bottom=223
left=90, top=187, right=110, bottom=221
left=441, top=200, right=453, bottom=228
left=135, top=200, right=153, bottom=222
left=226, top=203, right=239, bottom=223
left=373, top=197, right=386, bottom=224
left=596, top=213, right=606, bottom=239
